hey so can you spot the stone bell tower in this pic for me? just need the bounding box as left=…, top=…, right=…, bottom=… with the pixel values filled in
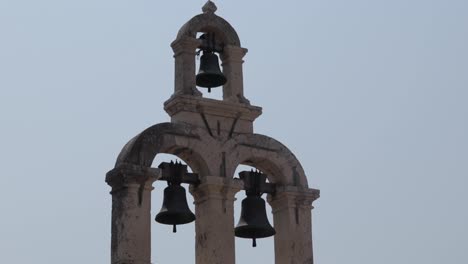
left=105, top=2, right=320, bottom=264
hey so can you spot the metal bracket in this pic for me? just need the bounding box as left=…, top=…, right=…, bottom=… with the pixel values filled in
left=198, top=33, right=224, bottom=53
left=158, top=161, right=200, bottom=185
left=238, top=170, right=276, bottom=196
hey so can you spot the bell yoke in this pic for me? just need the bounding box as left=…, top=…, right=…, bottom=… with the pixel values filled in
left=106, top=2, right=320, bottom=264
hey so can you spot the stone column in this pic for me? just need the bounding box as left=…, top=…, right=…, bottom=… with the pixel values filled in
left=190, top=176, right=243, bottom=264
left=221, top=45, right=249, bottom=104
left=106, top=165, right=160, bottom=264
left=267, top=187, right=320, bottom=264
left=171, top=36, right=202, bottom=97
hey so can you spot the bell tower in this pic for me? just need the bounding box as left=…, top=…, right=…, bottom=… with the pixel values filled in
left=106, top=1, right=320, bottom=264
left=167, top=0, right=258, bottom=136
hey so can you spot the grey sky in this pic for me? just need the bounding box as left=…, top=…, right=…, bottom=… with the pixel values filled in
left=1, top=0, right=467, bottom=263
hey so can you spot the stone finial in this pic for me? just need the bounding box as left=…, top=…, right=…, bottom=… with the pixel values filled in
left=202, top=1, right=217, bottom=14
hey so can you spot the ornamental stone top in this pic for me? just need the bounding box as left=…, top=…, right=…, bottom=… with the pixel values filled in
left=202, top=1, right=217, bottom=14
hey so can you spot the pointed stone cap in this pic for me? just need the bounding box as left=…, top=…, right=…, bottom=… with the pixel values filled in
left=202, top=1, right=217, bottom=14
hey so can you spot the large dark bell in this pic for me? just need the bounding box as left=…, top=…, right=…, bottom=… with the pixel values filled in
left=235, top=196, right=276, bottom=246
left=196, top=51, right=227, bottom=91
left=155, top=184, right=195, bottom=232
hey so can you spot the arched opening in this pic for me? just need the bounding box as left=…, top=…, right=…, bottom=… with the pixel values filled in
left=233, top=164, right=275, bottom=264
left=230, top=133, right=310, bottom=187
left=195, top=32, right=225, bottom=101
left=151, top=153, right=196, bottom=264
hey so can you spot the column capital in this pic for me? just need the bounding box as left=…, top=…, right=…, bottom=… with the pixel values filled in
left=221, top=45, right=248, bottom=63
left=267, top=187, right=320, bottom=212
left=171, top=36, right=200, bottom=56
left=106, top=164, right=160, bottom=191
left=190, top=176, right=243, bottom=204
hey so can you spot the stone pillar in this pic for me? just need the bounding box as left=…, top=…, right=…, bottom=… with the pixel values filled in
left=190, top=176, right=243, bottom=264
left=267, top=187, right=320, bottom=264
left=171, top=36, right=202, bottom=97
left=221, top=45, right=249, bottom=104
left=106, top=165, right=160, bottom=264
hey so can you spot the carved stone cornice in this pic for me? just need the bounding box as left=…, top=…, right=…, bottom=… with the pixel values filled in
left=190, top=176, right=243, bottom=204
left=221, top=45, right=248, bottom=64
left=164, top=94, right=262, bottom=121
left=267, top=187, right=320, bottom=212
left=171, top=36, right=201, bottom=56
left=106, top=164, right=160, bottom=191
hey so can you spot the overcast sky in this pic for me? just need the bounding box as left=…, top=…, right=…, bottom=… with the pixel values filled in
left=1, top=0, right=467, bottom=263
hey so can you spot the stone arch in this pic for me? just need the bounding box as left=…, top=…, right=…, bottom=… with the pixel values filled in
left=176, top=13, right=241, bottom=47
left=115, top=122, right=211, bottom=176
left=228, top=134, right=309, bottom=188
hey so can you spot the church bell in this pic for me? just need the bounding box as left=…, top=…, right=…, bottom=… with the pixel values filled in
left=235, top=196, right=276, bottom=247
left=196, top=51, right=227, bottom=92
left=155, top=161, right=197, bottom=233
left=235, top=170, right=276, bottom=247
left=155, top=183, right=196, bottom=233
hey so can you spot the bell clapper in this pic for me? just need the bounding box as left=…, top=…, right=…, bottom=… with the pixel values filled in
left=173, top=225, right=177, bottom=233
left=208, top=87, right=211, bottom=93
left=252, top=238, right=257, bottom=247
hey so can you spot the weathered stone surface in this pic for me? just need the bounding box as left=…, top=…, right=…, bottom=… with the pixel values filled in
left=268, top=188, right=320, bottom=264
left=164, top=94, right=261, bottom=134
left=106, top=2, right=319, bottom=263
left=190, top=177, right=243, bottom=264
left=106, top=166, right=159, bottom=264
